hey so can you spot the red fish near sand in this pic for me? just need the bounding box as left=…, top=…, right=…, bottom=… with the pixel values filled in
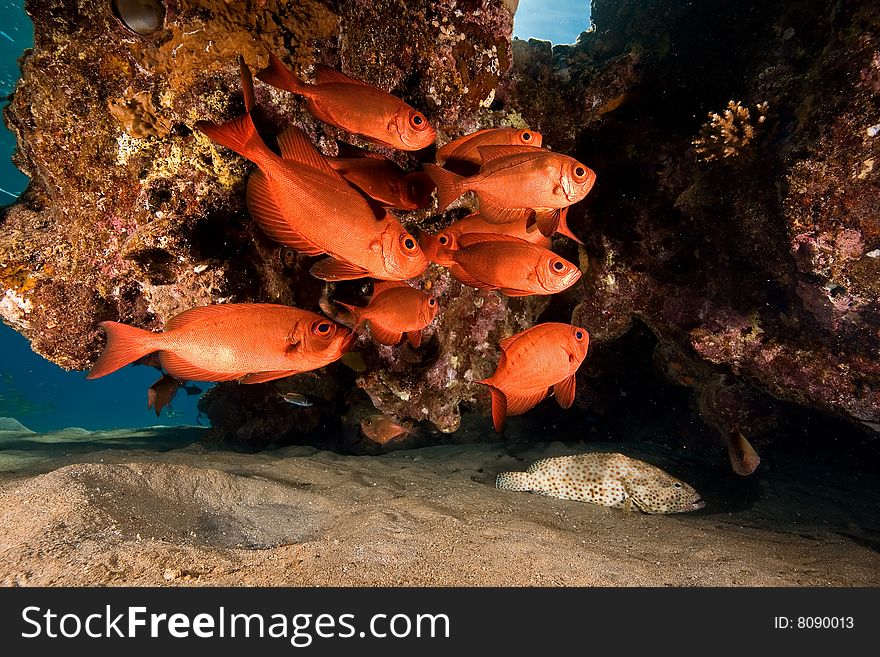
left=328, top=151, right=435, bottom=211
left=481, top=323, right=590, bottom=431
left=436, top=127, right=543, bottom=167
left=420, top=232, right=581, bottom=296
left=196, top=61, right=427, bottom=282
left=425, top=146, right=596, bottom=237
left=337, top=281, right=438, bottom=347
left=86, top=304, right=355, bottom=384
left=257, top=54, right=436, bottom=151
left=360, top=414, right=415, bottom=445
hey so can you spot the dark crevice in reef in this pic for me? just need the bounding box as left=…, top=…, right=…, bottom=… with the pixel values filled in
left=0, top=0, right=878, bottom=474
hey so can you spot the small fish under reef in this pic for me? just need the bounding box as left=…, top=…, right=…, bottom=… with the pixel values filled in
left=360, top=414, right=414, bottom=445
left=87, top=303, right=354, bottom=384
left=420, top=232, right=581, bottom=297
left=256, top=54, right=436, bottom=151
left=481, top=323, right=590, bottom=431
left=278, top=392, right=315, bottom=407
left=147, top=374, right=202, bottom=417
left=424, top=146, right=596, bottom=236
left=336, top=281, right=438, bottom=348
left=196, top=60, right=428, bottom=282
left=496, top=453, right=705, bottom=514
left=726, top=430, right=761, bottom=476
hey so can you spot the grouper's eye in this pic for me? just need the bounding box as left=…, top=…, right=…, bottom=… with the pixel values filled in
left=409, top=112, right=428, bottom=131
left=401, top=234, right=418, bottom=253
left=673, top=482, right=682, bottom=489
left=312, top=320, right=335, bottom=337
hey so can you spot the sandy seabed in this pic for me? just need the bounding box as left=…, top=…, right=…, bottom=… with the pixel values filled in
left=0, top=426, right=877, bottom=586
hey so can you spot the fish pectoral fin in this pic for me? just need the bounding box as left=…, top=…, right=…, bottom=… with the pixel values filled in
left=534, top=208, right=563, bottom=237
left=406, top=330, right=422, bottom=348
left=247, top=172, right=326, bottom=255
left=368, top=322, right=404, bottom=346
left=482, top=384, right=508, bottom=433
left=275, top=126, right=342, bottom=179
left=499, top=288, right=534, bottom=297
left=239, top=370, right=300, bottom=384
left=622, top=496, right=634, bottom=516
left=310, top=257, right=371, bottom=281
left=553, top=374, right=577, bottom=409
left=478, top=200, right=534, bottom=225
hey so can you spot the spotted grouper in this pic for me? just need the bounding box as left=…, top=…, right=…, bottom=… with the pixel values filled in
left=496, top=452, right=705, bottom=514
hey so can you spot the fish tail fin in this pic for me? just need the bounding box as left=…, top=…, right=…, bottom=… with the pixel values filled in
left=495, top=471, right=535, bottom=492
left=256, top=53, right=308, bottom=95
left=335, top=301, right=364, bottom=329
left=196, top=112, right=272, bottom=165
left=423, top=164, right=466, bottom=211
left=86, top=322, right=159, bottom=379
left=480, top=382, right=508, bottom=433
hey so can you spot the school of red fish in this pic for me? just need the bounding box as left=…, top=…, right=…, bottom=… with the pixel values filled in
left=88, top=53, right=598, bottom=438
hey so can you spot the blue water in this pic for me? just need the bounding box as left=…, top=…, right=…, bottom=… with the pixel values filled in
left=0, top=0, right=590, bottom=431
left=513, top=0, right=591, bottom=44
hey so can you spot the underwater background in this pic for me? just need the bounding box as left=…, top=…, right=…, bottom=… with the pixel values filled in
left=0, top=0, right=877, bottom=587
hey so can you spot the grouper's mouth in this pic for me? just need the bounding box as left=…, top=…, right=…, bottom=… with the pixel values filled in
left=686, top=498, right=707, bottom=512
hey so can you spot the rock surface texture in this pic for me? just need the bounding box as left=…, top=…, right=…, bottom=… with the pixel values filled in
left=2, top=0, right=879, bottom=445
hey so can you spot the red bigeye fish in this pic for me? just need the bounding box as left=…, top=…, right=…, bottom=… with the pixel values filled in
left=196, top=60, right=427, bottom=282
left=328, top=152, right=435, bottom=211
left=435, top=212, right=552, bottom=248
left=256, top=53, right=436, bottom=151
left=360, top=414, right=415, bottom=445
left=86, top=304, right=355, bottom=384
left=727, top=430, right=761, bottom=476
left=481, top=323, right=590, bottom=432
left=336, top=281, right=438, bottom=347
left=424, top=145, right=596, bottom=237
left=419, top=232, right=581, bottom=296
left=436, top=128, right=543, bottom=167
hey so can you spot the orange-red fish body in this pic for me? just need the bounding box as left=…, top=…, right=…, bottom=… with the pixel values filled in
left=338, top=281, right=437, bottom=347
left=328, top=155, right=434, bottom=210
left=481, top=323, right=590, bottom=431
left=360, top=414, right=414, bottom=445
left=425, top=146, right=596, bottom=236
left=437, top=212, right=552, bottom=248
left=196, top=62, right=427, bottom=282
left=420, top=232, right=581, bottom=296
left=257, top=55, right=436, bottom=151
left=87, top=304, right=355, bottom=384
left=727, top=430, right=761, bottom=476
left=436, top=128, right=543, bottom=167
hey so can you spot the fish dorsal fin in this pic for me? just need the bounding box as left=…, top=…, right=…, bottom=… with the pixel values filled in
left=368, top=321, right=404, bottom=346
left=239, top=370, right=299, bottom=384
left=313, top=63, right=371, bottom=87
left=310, top=257, right=371, bottom=281
left=158, top=351, right=244, bottom=383
left=163, top=304, right=250, bottom=331
left=239, top=56, right=256, bottom=113
left=505, top=388, right=549, bottom=416
left=456, top=232, right=530, bottom=249
left=554, top=373, right=577, bottom=409
left=478, top=200, right=535, bottom=225
left=477, top=144, right=543, bottom=163
left=247, top=171, right=326, bottom=256
left=498, top=335, right=518, bottom=352
left=275, top=126, right=340, bottom=178
left=372, top=280, right=409, bottom=298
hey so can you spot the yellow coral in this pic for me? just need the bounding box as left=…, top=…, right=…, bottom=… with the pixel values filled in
left=693, top=100, right=768, bottom=161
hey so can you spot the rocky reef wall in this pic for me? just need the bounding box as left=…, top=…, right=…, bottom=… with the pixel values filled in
left=1, top=0, right=878, bottom=449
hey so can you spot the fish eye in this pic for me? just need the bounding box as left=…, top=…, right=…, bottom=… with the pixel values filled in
left=438, top=235, right=449, bottom=245
left=312, top=320, right=334, bottom=336
left=522, top=131, right=532, bottom=141
left=575, top=330, right=584, bottom=340
left=428, top=298, right=436, bottom=306
left=574, top=166, right=586, bottom=178
left=409, top=112, right=427, bottom=130
left=552, top=260, right=565, bottom=272
left=673, top=482, right=682, bottom=489
left=401, top=234, right=418, bottom=252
